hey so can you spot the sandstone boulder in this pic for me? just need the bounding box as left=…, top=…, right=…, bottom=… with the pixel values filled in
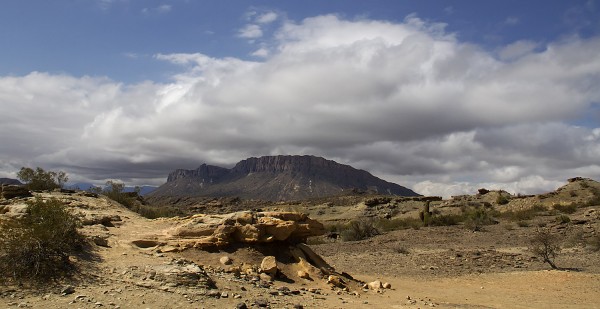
left=260, top=256, right=278, bottom=277
left=164, top=211, right=325, bottom=249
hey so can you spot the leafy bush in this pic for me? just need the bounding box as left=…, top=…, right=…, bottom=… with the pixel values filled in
left=553, top=203, right=577, bottom=214
left=0, top=198, right=84, bottom=282
left=528, top=228, right=561, bottom=269
left=340, top=219, right=380, bottom=241
left=17, top=167, right=68, bottom=190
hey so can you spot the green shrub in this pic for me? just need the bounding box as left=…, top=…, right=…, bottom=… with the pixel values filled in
left=553, top=203, right=577, bottom=214
left=0, top=198, right=84, bottom=282
left=556, top=215, right=571, bottom=224
left=340, top=219, right=380, bottom=241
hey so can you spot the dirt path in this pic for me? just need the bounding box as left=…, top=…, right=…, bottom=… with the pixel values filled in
left=340, top=271, right=600, bottom=309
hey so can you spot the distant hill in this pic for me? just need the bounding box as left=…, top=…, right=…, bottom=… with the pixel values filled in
left=148, top=155, right=419, bottom=201
left=0, top=178, right=22, bottom=185
left=68, top=183, right=157, bottom=196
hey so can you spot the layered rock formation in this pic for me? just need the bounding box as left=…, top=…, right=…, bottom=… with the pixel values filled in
left=134, top=211, right=326, bottom=251
left=149, top=155, right=419, bottom=201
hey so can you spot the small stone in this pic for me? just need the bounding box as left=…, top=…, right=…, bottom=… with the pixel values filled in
left=260, top=256, right=278, bottom=277
left=220, top=292, right=228, bottom=298
left=206, top=290, right=221, bottom=298
left=234, top=294, right=242, bottom=299
left=259, top=273, right=273, bottom=282
left=220, top=256, right=233, bottom=265
left=61, top=285, right=76, bottom=295
left=236, top=303, right=248, bottom=309
left=383, top=282, right=392, bottom=289
left=297, top=270, right=310, bottom=279
left=294, top=305, right=304, bottom=309
left=254, top=298, right=269, bottom=307
left=327, top=275, right=345, bottom=288
left=367, top=280, right=382, bottom=290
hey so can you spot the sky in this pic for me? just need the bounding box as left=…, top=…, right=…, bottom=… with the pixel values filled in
left=1, top=0, right=600, bottom=197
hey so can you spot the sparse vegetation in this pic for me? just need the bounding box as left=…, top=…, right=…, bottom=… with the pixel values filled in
left=103, top=181, right=135, bottom=208
left=376, top=217, right=423, bottom=231
left=17, top=167, right=68, bottom=190
left=0, top=198, right=85, bottom=282
left=102, top=181, right=181, bottom=219
left=529, top=228, right=561, bottom=269
left=391, top=244, right=410, bottom=254
left=462, top=206, right=498, bottom=231
left=496, top=195, right=509, bottom=205
left=340, top=218, right=380, bottom=241
left=499, top=205, right=546, bottom=221
left=553, top=203, right=577, bottom=214
left=428, top=213, right=463, bottom=227
left=556, top=214, right=571, bottom=224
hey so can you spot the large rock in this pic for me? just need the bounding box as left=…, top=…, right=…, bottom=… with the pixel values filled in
left=1, top=185, right=32, bottom=199
left=164, top=211, right=325, bottom=249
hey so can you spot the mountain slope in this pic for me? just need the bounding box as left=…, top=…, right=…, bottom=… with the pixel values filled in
left=0, top=178, right=22, bottom=185
left=149, top=155, right=418, bottom=201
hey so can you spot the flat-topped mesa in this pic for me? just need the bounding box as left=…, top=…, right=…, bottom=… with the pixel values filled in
left=231, top=155, right=343, bottom=174
left=151, top=155, right=420, bottom=201
left=157, top=211, right=326, bottom=250
left=167, top=164, right=229, bottom=182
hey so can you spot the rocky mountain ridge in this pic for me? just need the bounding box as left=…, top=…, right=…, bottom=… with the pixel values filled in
left=150, top=155, right=418, bottom=201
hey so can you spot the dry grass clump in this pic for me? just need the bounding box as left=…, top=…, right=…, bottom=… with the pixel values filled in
left=500, top=205, right=546, bottom=221
left=552, top=203, right=577, bottom=214
left=340, top=218, right=381, bottom=241
left=0, top=198, right=85, bottom=282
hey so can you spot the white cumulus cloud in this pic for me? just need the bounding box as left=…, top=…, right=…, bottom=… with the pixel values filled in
left=1, top=14, right=600, bottom=195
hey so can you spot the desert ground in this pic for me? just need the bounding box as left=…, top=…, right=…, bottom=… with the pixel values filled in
left=1, top=178, right=599, bottom=308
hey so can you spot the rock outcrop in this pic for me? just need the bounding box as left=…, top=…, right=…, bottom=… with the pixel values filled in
left=0, top=185, right=32, bottom=199
left=135, top=211, right=326, bottom=251
left=149, top=155, right=419, bottom=201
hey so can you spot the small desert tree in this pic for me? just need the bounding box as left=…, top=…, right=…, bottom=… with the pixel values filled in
left=529, top=228, right=561, bottom=269
left=17, top=167, right=69, bottom=190
left=103, top=180, right=135, bottom=208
